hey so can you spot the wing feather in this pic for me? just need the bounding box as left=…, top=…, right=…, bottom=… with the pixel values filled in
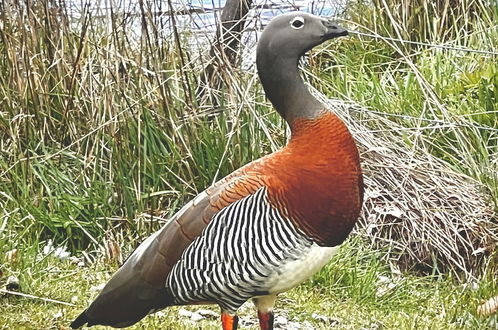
left=76, top=170, right=268, bottom=327
left=165, top=187, right=313, bottom=313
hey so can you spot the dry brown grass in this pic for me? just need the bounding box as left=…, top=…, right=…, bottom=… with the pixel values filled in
left=320, top=96, right=497, bottom=279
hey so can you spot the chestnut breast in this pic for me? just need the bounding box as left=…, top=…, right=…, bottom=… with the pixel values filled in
left=262, top=112, right=363, bottom=247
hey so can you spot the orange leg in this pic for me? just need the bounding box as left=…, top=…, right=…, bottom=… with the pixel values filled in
left=257, top=310, right=274, bottom=330
left=253, top=294, right=277, bottom=330
left=221, top=312, right=239, bottom=330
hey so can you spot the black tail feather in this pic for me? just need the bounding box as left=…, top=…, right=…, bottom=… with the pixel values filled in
left=70, top=310, right=90, bottom=329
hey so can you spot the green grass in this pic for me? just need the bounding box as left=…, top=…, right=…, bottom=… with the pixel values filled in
left=1, top=238, right=497, bottom=329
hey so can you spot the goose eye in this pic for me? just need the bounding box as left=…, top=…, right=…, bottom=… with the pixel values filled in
left=290, top=17, right=305, bottom=29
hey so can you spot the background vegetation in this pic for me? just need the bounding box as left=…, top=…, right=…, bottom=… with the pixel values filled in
left=0, top=0, right=497, bottom=328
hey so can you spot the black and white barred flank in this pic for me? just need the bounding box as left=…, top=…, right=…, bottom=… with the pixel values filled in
left=165, top=187, right=314, bottom=313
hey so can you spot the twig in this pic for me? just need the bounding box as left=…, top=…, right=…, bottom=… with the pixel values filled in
left=348, top=30, right=498, bottom=56
left=0, top=289, right=75, bottom=306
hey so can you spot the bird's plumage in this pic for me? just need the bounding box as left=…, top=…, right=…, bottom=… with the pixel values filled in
left=167, top=186, right=314, bottom=312
left=71, top=11, right=363, bottom=329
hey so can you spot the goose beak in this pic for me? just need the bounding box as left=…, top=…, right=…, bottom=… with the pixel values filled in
left=323, top=20, right=348, bottom=39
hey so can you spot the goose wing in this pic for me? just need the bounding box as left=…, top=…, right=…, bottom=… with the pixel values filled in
left=71, top=171, right=267, bottom=328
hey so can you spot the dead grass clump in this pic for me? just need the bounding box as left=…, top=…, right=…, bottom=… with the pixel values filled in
left=321, top=97, right=497, bottom=279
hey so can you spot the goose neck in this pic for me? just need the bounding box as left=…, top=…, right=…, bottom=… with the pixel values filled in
left=257, top=55, right=324, bottom=128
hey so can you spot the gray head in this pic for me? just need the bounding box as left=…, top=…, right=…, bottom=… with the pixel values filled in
left=256, top=12, right=348, bottom=124
left=257, top=12, right=347, bottom=61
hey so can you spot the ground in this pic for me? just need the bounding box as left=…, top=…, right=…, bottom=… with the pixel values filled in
left=1, top=238, right=496, bottom=329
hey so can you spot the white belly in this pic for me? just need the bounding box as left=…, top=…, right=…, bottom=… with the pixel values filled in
left=266, top=244, right=340, bottom=293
